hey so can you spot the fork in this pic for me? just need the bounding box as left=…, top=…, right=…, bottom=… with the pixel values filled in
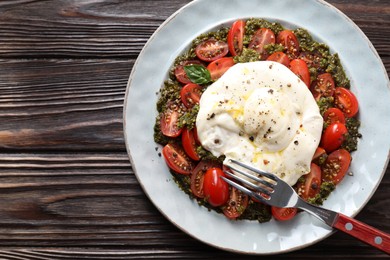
left=221, top=159, right=390, bottom=254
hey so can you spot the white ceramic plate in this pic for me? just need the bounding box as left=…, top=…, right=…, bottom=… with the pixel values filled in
left=124, top=0, right=390, bottom=254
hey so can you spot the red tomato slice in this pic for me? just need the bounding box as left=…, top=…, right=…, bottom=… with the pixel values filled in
left=312, top=147, right=327, bottom=166
left=222, top=187, right=249, bottom=219
left=276, top=30, right=300, bottom=58
left=174, top=60, right=204, bottom=85
left=160, top=102, right=184, bottom=138
left=322, top=149, right=351, bottom=185
left=227, top=20, right=245, bottom=56
left=207, top=57, right=235, bottom=80
left=193, top=126, right=201, bottom=145
left=312, top=147, right=326, bottom=161
left=297, top=163, right=322, bottom=200
left=190, top=160, right=220, bottom=198
left=162, top=143, right=195, bottom=175
left=182, top=128, right=200, bottom=161
left=203, top=167, right=229, bottom=207
left=321, top=122, right=348, bottom=153
left=298, top=51, right=323, bottom=70
left=334, top=87, right=359, bottom=117
left=195, top=39, right=229, bottom=62
left=248, top=28, right=275, bottom=60
left=180, top=83, right=202, bottom=109
left=289, top=59, right=310, bottom=87
left=271, top=206, right=297, bottom=221
left=266, top=51, right=290, bottom=67
left=311, top=73, right=335, bottom=100
left=323, top=107, right=346, bottom=125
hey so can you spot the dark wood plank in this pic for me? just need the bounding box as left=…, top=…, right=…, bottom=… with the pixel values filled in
left=0, top=0, right=388, bottom=62
left=0, top=59, right=131, bottom=151
left=0, top=0, right=192, bottom=58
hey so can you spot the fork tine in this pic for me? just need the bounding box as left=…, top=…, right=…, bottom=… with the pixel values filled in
left=220, top=176, right=269, bottom=204
left=225, top=163, right=275, bottom=190
left=228, top=159, right=278, bottom=182
left=223, top=170, right=272, bottom=196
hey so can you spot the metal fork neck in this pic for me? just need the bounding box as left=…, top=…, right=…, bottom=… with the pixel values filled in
left=296, top=199, right=338, bottom=227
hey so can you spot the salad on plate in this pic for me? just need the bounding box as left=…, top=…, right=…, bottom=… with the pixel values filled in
left=153, top=18, right=361, bottom=223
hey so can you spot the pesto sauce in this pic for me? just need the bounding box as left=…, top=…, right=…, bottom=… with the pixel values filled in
left=233, top=48, right=260, bottom=63
left=196, top=146, right=225, bottom=163
left=154, top=79, right=182, bottom=145
left=264, top=43, right=285, bottom=55
left=178, top=104, right=199, bottom=130
left=153, top=116, right=170, bottom=145
left=171, top=170, right=192, bottom=196
left=238, top=200, right=272, bottom=223
left=156, top=79, right=181, bottom=113
left=317, top=96, right=335, bottom=116
left=307, top=182, right=335, bottom=205
left=342, top=117, right=362, bottom=152
left=325, top=53, right=350, bottom=88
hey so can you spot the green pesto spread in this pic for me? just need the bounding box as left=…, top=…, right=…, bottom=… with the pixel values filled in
left=342, top=117, right=362, bottom=152
left=156, top=79, right=181, bottom=113
left=178, top=104, right=199, bottom=130
left=307, top=182, right=336, bottom=205
left=317, top=96, right=335, bottom=117
left=233, top=48, right=260, bottom=63
left=196, top=146, right=225, bottom=163
left=238, top=200, right=272, bottom=223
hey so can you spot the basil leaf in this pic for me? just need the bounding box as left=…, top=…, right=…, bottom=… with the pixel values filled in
left=184, top=64, right=211, bottom=85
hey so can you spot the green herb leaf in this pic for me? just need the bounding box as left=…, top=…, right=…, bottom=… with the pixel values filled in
left=184, top=64, right=211, bottom=85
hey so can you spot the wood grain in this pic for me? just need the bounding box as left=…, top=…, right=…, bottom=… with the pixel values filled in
left=0, top=0, right=389, bottom=259
left=0, top=0, right=192, bottom=58
left=0, top=59, right=129, bottom=151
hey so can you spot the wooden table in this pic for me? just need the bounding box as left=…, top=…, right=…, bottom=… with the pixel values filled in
left=0, top=0, right=388, bottom=258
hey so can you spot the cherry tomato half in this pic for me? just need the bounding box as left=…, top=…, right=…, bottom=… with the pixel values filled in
left=223, top=186, right=249, bottom=219
left=180, top=83, right=202, bottom=109
left=322, top=149, right=351, bottom=185
left=190, top=160, right=220, bottom=199
left=297, top=163, right=322, bottom=200
left=193, top=126, right=201, bottom=145
left=227, top=20, right=245, bottom=56
left=248, top=28, right=275, bottom=60
left=276, top=30, right=300, bottom=58
left=182, top=127, right=200, bottom=161
left=311, top=73, right=335, bottom=100
left=162, top=143, right=195, bottom=175
left=289, top=59, right=310, bottom=87
left=334, top=87, right=359, bottom=118
left=321, top=122, right=348, bottom=153
left=195, top=39, right=229, bottom=62
left=312, top=147, right=326, bottom=161
left=271, top=206, right=297, bottom=221
left=323, top=107, right=346, bottom=125
left=298, top=51, right=323, bottom=71
left=174, top=60, right=204, bottom=85
left=207, top=57, right=235, bottom=80
left=203, top=167, right=229, bottom=207
left=160, top=102, right=185, bottom=138
left=266, top=51, right=290, bottom=67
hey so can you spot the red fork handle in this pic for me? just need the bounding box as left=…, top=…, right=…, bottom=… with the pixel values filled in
left=333, top=213, right=390, bottom=254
